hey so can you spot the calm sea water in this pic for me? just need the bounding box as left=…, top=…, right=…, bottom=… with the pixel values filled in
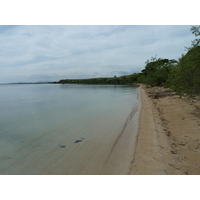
left=0, top=84, right=140, bottom=174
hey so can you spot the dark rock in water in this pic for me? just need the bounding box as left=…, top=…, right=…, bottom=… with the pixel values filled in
left=74, top=140, right=82, bottom=143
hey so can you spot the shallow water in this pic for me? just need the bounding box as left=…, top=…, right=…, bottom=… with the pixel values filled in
left=0, top=84, right=140, bottom=174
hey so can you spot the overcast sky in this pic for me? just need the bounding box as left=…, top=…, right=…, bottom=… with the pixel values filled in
left=0, top=25, right=195, bottom=83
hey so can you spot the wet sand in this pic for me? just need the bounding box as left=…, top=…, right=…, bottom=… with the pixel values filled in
left=131, top=84, right=200, bottom=175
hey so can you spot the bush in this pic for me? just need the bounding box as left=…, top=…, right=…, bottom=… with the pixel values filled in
left=168, top=46, right=200, bottom=95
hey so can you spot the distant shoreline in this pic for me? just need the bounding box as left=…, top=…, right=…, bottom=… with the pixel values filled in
left=0, top=82, right=51, bottom=85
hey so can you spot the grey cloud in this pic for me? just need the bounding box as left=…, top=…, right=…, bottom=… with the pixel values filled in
left=0, top=25, right=195, bottom=83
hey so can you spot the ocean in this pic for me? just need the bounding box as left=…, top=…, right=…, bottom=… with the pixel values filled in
left=0, top=83, right=140, bottom=175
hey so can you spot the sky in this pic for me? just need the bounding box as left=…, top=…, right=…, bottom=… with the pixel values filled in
left=0, top=25, right=195, bottom=83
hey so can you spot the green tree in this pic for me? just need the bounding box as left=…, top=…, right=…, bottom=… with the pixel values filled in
left=186, top=25, right=200, bottom=50
left=167, top=26, right=200, bottom=96
left=168, top=46, right=200, bottom=95
left=141, top=56, right=177, bottom=85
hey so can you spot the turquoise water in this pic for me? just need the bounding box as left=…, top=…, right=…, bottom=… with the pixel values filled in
left=0, top=84, right=140, bottom=174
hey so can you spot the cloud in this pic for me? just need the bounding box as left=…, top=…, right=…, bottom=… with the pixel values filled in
left=0, top=25, right=195, bottom=83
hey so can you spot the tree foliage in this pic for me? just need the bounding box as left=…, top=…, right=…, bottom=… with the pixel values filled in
left=186, top=25, right=200, bottom=50
left=168, top=46, right=200, bottom=95
left=139, top=26, right=200, bottom=96
left=139, top=56, right=177, bottom=86
left=167, top=26, right=200, bottom=96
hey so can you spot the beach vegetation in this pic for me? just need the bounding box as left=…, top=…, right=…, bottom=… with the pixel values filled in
left=138, top=25, right=200, bottom=96
left=138, top=56, right=177, bottom=86
left=167, top=46, right=200, bottom=96
left=185, top=25, right=200, bottom=51
left=167, top=26, right=200, bottom=96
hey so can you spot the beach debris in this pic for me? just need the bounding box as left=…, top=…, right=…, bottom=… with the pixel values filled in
left=179, top=142, right=186, bottom=146
left=183, top=171, right=189, bottom=175
left=195, top=105, right=200, bottom=109
left=170, top=150, right=176, bottom=154
left=168, top=163, right=180, bottom=170
left=166, top=131, right=171, bottom=137
left=168, top=163, right=174, bottom=167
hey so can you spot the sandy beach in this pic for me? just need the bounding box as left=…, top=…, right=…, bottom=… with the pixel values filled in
left=131, top=84, right=200, bottom=175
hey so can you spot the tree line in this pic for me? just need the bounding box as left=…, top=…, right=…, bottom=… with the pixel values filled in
left=57, top=73, right=140, bottom=85
left=136, top=25, right=200, bottom=96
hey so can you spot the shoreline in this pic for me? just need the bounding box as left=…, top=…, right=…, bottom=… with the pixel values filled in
left=99, top=87, right=141, bottom=175
left=131, top=84, right=200, bottom=175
